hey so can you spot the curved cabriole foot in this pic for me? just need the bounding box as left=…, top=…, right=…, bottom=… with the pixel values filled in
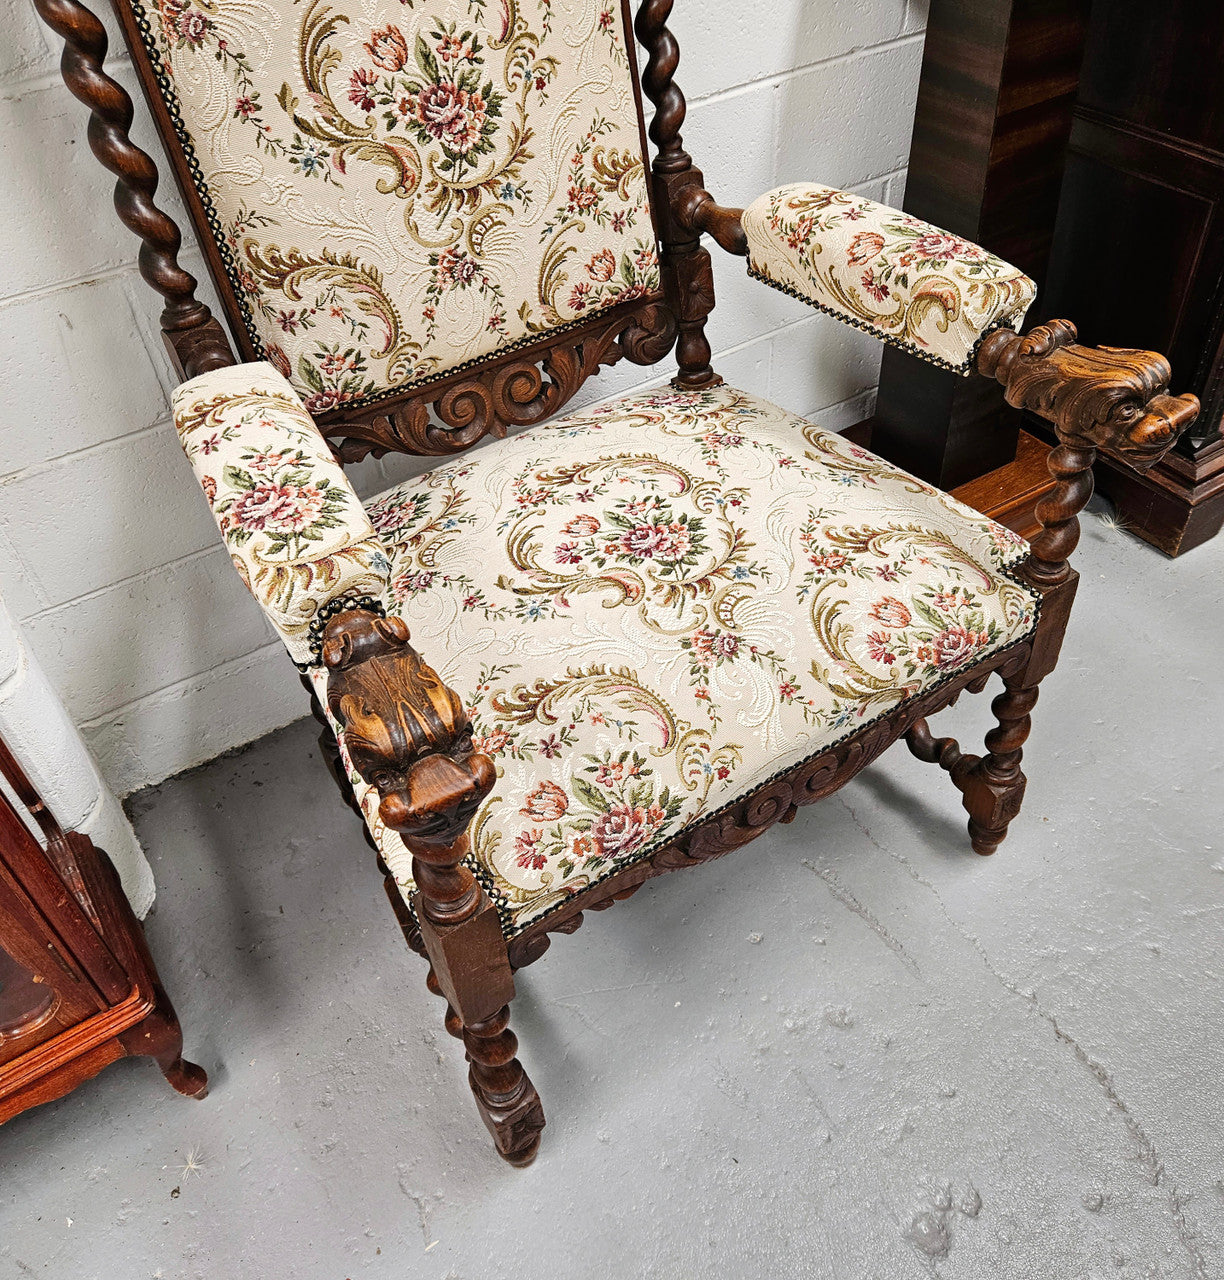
left=957, top=676, right=1040, bottom=856
left=162, top=1055, right=210, bottom=1099
left=463, top=1006, right=545, bottom=1167
left=119, top=997, right=209, bottom=1099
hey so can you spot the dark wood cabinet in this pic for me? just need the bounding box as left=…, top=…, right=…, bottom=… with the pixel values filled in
left=870, top=0, right=1091, bottom=492
left=870, top=0, right=1224, bottom=554
left=0, top=738, right=206, bottom=1124
left=1042, top=0, right=1224, bottom=555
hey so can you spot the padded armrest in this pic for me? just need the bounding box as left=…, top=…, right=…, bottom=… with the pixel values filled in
left=742, top=182, right=1037, bottom=373
left=171, top=363, right=391, bottom=666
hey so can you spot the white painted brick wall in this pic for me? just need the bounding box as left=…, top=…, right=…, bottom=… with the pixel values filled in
left=0, top=0, right=927, bottom=795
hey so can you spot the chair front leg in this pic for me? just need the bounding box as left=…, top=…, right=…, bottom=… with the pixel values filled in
left=322, top=607, right=544, bottom=1166
left=411, top=832, right=545, bottom=1167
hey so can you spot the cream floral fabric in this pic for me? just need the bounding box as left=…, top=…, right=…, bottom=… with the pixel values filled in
left=309, top=384, right=1039, bottom=936
left=133, top=0, right=660, bottom=412
left=173, top=363, right=391, bottom=663
left=743, top=183, right=1036, bottom=373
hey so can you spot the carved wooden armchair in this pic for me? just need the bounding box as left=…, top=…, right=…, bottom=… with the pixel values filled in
left=34, top=0, right=1198, bottom=1164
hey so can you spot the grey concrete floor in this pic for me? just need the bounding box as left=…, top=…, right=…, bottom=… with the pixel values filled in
left=3, top=499, right=1223, bottom=1280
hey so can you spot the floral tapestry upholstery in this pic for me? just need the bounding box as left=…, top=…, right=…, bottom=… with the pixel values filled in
left=309, top=384, right=1040, bottom=937
left=172, top=363, right=391, bottom=664
left=742, top=183, right=1037, bottom=373
left=130, top=0, right=660, bottom=413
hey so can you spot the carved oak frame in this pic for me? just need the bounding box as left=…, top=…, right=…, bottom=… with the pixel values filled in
left=34, top=0, right=1199, bottom=1166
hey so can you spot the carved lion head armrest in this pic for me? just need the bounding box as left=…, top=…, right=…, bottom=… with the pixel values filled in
left=976, top=321, right=1200, bottom=474
left=975, top=320, right=1200, bottom=588
left=322, top=609, right=494, bottom=928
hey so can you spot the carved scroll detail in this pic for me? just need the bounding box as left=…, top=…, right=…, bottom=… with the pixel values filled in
left=324, top=302, right=673, bottom=461
left=34, top=0, right=234, bottom=378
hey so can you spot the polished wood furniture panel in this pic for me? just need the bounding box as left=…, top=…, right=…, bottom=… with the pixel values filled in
left=1041, top=0, right=1224, bottom=555
left=869, top=0, right=1090, bottom=491
left=0, top=737, right=205, bottom=1124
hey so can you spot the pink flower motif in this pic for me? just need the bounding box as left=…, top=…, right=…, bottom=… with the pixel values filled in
left=230, top=482, right=325, bottom=534
left=866, top=631, right=896, bottom=665
left=932, top=589, right=966, bottom=612
left=595, top=761, right=625, bottom=788
left=364, top=25, right=409, bottom=71
left=567, top=183, right=599, bottom=213
left=688, top=628, right=740, bottom=668
left=246, top=448, right=294, bottom=473
left=563, top=514, right=600, bottom=536
left=911, top=231, right=981, bottom=261
left=319, top=352, right=356, bottom=376
left=436, top=33, right=472, bottom=63
left=869, top=597, right=911, bottom=628
left=569, top=281, right=592, bottom=312
left=554, top=542, right=582, bottom=565
left=587, top=248, right=617, bottom=282
left=618, top=522, right=692, bottom=561
left=807, top=550, right=849, bottom=575
left=860, top=269, right=890, bottom=303
left=435, top=247, right=479, bottom=290
left=590, top=802, right=664, bottom=859
left=177, top=7, right=208, bottom=45
left=348, top=67, right=378, bottom=112
left=785, top=215, right=815, bottom=251
left=846, top=230, right=885, bottom=266
left=303, top=389, right=345, bottom=413
left=514, top=829, right=546, bottom=871
left=407, top=81, right=488, bottom=153
left=475, top=729, right=509, bottom=756
left=395, top=571, right=436, bottom=593
left=932, top=625, right=981, bottom=668
left=778, top=680, right=796, bottom=701
left=521, top=781, right=569, bottom=821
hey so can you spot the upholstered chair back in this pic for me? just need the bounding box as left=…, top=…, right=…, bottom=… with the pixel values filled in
left=123, top=0, right=659, bottom=415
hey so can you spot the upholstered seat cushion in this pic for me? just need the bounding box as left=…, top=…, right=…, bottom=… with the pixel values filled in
left=313, top=385, right=1040, bottom=937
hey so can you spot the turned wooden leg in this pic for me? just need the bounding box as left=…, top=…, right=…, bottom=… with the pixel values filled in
left=424, top=963, right=542, bottom=1165
left=462, top=1005, right=545, bottom=1168
left=958, top=673, right=1040, bottom=856
left=426, top=966, right=464, bottom=1040
left=119, top=987, right=208, bottom=1099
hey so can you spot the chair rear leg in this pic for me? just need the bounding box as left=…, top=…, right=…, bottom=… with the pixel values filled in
left=958, top=671, right=1040, bottom=855
left=906, top=659, right=1042, bottom=856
